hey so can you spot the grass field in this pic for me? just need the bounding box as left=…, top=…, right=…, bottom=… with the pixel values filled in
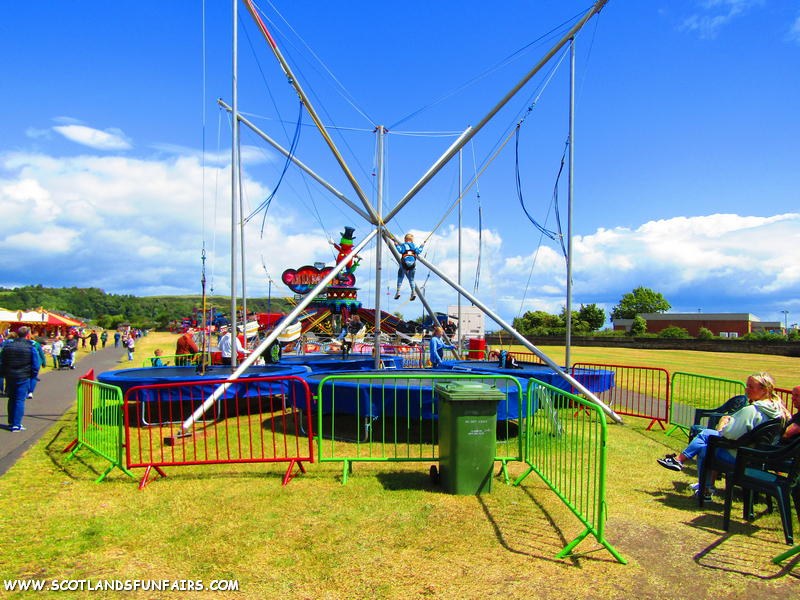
left=0, top=334, right=797, bottom=599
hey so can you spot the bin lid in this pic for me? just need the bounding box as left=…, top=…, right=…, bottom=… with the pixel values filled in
left=435, top=381, right=505, bottom=401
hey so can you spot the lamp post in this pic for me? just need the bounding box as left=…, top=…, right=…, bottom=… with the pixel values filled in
left=781, top=310, right=789, bottom=333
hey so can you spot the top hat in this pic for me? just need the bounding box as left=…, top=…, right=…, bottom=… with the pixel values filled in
left=340, top=226, right=356, bottom=241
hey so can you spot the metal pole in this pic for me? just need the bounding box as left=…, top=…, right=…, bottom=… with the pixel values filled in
left=230, top=0, right=238, bottom=368
left=374, top=126, right=385, bottom=369
left=415, top=253, right=623, bottom=424
left=182, top=230, right=378, bottom=432
left=565, top=38, right=575, bottom=370
left=242, top=0, right=379, bottom=224
left=238, top=126, right=247, bottom=351
left=383, top=0, right=609, bottom=224
left=458, top=149, right=463, bottom=357
left=217, top=101, right=371, bottom=223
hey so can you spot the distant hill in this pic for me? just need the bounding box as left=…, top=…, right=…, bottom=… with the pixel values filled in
left=0, top=285, right=293, bottom=329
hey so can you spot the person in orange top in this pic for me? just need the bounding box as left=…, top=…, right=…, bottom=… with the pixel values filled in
left=175, top=329, right=200, bottom=366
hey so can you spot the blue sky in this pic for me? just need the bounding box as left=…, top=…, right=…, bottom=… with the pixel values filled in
left=1, top=1, right=798, bottom=329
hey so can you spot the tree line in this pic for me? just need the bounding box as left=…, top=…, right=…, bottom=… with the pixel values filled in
left=0, top=285, right=292, bottom=330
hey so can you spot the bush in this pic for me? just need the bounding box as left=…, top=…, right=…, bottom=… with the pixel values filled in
left=789, top=330, right=800, bottom=342
left=696, top=327, right=714, bottom=340
left=658, top=326, right=690, bottom=339
left=627, top=316, right=647, bottom=337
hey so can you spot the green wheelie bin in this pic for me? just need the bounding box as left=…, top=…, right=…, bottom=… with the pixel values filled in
left=433, top=381, right=504, bottom=495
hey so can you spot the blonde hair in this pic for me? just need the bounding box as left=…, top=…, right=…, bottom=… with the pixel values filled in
left=404, top=233, right=414, bottom=242
left=748, top=372, right=792, bottom=419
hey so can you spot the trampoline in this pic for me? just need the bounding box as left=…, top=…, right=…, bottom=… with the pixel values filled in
left=290, top=369, right=524, bottom=421
left=440, top=360, right=616, bottom=395
left=98, top=365, right=312, bottom=426
left=280, top=354, right=405, bottom=372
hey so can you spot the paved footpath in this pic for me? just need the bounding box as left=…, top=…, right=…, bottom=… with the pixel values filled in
left=0, top=346, right=125, bottom=477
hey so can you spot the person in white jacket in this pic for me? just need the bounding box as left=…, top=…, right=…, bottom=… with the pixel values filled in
left=657, top=372, right=791, bottom=500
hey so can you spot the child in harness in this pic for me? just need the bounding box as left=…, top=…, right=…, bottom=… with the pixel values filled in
left=394, top=233, right=424, bottom=301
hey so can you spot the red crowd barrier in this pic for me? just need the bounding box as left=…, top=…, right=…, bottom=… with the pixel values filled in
left=124, top=376, right=314, bottom=489
left=571, top=363, right=670, bottom=430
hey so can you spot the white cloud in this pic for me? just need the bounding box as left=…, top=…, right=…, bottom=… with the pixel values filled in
left=26, top=128, right=51, bottom=140
left=790, top=13, right=800, bottom=43
left=53, top=125, right=132, bottom=150
left=0, top=149, right=798, bottom=327
left=682, top=0, right=765, bottom=38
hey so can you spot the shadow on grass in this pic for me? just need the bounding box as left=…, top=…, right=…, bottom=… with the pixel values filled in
left=692, top=528, right=800, bottom=580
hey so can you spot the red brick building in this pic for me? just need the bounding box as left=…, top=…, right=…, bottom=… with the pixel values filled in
left=612, top=313, right=783, bottom=337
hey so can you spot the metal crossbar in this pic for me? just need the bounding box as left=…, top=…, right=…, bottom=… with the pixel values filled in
left=572, top=363, right=670, bottom=430
left=124, top=376, right=314, bottom=489
left=312, top=373, right=523, bottom=484
left=666, top=372, right=745, bottom=438
left=64, top=378, right=134, bottom=483
left=513, top=379, right=626, bottom=564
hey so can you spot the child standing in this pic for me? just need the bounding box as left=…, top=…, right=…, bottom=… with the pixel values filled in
left=394, top=233, right=424, bottom=301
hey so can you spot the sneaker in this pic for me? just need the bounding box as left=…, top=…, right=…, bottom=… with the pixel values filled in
left=27, top=392, right=33, bottom=399
left=693, top=489, right=713, bottom=502
left=410, top=293, right=416, bottom=301
left=11, top=426, right=26, bottom=432
left=394, top=292, right=401, bottom=300
left=657, top=454, right=683, bottom=472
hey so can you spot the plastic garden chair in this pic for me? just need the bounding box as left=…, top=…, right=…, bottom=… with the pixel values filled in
left=698, top=417, right=784, bottom=508
left=721, top=435, right=800, bottom=545
left=689, top=395, right=748, bottom=440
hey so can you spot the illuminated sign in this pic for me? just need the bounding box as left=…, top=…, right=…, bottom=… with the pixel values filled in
left=282, top=266, right=355, bottom=294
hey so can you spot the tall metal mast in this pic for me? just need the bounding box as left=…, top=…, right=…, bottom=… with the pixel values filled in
left=373, top=126, right=385, bottom=369
left=565, top=38, right=575, bottom=370
left=230, top=0, right=239, bottom=367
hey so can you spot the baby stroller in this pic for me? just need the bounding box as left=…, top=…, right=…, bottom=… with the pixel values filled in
left=58, top=347, right=74, bottom=370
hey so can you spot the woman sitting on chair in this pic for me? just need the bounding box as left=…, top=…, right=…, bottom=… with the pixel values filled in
left=656, top=372, right=790, bottom=500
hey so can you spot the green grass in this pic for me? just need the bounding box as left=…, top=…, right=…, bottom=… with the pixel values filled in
left=1, top=337, right=797, bottom=598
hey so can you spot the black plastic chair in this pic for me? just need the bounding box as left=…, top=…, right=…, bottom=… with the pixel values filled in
left=689, top=395, right=748, bottom=440
left=698, top=417, right=784, bottom=508
left=722, top=435, right=800, bottom=545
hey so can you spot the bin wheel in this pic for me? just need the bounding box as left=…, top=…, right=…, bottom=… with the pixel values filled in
left=430, top=465, right=439, bottom=485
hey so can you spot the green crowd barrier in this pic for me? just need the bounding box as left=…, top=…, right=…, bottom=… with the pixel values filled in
left=666, top=372, right=745, bottom=438
left=65, top=378, right=134, bottom=482
left=143, top=353, right=202, bottom=367
left=312, top=373, right=523, bottom=484
left=513, top=379, right=626, bottom=564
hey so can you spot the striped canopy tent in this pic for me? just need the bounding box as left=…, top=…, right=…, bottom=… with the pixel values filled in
left=0, top=308, right=84, bottom=338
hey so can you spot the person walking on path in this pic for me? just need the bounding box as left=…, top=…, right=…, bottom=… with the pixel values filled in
left=114, top=330, right=121, bottom=348
left=89, top=331, right=98, bottom=353
left=51, top=336, right=63, bottom=368
left=100, top=330, right=108, bottom=349
left=26, top=331, right=46, bottom=399
left=126, top=334, right=135, bottom=362
left=1, top=326, right=40, bottom=432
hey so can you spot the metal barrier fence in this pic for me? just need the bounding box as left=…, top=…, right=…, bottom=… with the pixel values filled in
left=776, top=387, right=793, bottom=414
left=350, top=342, right=425, bottom=368
left=666, top=372, right=745, bottom=438
left=124, top=376, right=314, bottom=489
left=312, top=373, right=523, bottom=484
left=514, top=379, right=626, bottom=564
left=503, top=351, right=546, bottom=365
left=143, top=353, right=202, bottom=367
left=572, top=363, right=670, bottom=430
left=64, top=375, right=134, bottom=483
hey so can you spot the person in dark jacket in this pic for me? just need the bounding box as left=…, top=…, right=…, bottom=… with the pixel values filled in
left=89, top=331, right=98, bottom=353
left=1, top=326, right=40, bottom=431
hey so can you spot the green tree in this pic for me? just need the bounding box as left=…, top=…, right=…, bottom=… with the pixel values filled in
left=628, top=315, right=647, bottom=336
left=611, top=286, right=671, bottom=320
left=576, top=303, right=606, bottom=331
